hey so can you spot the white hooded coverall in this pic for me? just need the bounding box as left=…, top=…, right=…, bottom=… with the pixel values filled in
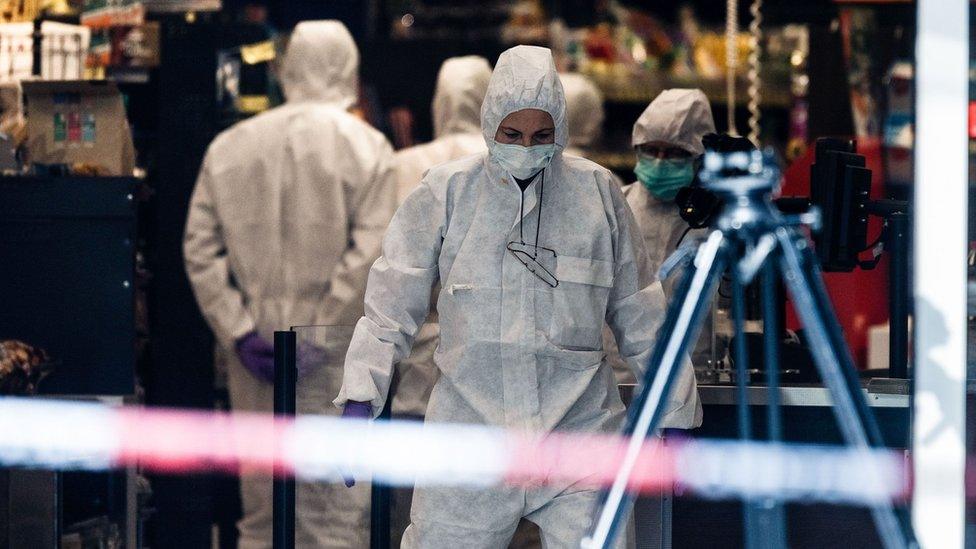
left=394, top=55, right=492, bottom=204
left=390, top=55, right=492, bottom=418
left=184, top=20, right=395, bottom=549
left=559, top=72, right=604, bottom=160
left=625, top=88, right=719, bottom=367
left=336, top=45, right=700, bottom=548
left=559, top=71, right=627, bottom=192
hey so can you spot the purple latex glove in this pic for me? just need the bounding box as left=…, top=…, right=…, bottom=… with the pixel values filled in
left=342, top=401, right=372, bottom=419
left=296, top=342, right=327, bottom=379
left=234, top=332, right=275, bottom=384
left=341, top=401, right=372, bottom=487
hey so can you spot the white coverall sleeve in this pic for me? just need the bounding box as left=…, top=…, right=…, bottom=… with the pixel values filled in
left=333, top=181, right=444, bottom=415
left=604, top=181, right=702, bottom=429
left=316, top=142, right=398, bottom=327
left=183, top=153, right=256, bottom=349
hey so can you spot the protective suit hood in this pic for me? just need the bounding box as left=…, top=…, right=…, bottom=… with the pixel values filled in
left=481, top=45, right=567, bottom=150
left=632, top=88, right=715, bottom=155
left=560, top=72, right=604, bottom=148
left=280, top=20, right=359, bottom=108
left=433, top=56, right=492, bottom=138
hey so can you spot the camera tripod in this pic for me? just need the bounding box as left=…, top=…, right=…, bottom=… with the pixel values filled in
left=583, top=151, right=913, bottom=549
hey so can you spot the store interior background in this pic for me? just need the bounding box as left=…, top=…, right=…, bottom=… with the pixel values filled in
left=1, top=0, right=967, bottom=547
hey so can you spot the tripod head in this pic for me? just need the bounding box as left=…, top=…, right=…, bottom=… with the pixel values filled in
left=700, top=148, right=781, bottom=197
left=698, top=148, right=792, bottom=237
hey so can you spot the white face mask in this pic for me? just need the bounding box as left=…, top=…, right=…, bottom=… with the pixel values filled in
left=490, top=142, right=556, bottom=179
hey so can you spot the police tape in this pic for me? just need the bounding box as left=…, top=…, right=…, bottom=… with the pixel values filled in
left=0, top=397, right=909, bottom=506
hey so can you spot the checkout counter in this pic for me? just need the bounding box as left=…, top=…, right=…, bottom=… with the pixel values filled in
left=627, top=381, right=911, bottom=549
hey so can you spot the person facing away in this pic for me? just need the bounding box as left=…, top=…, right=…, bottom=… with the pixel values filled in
left=389, top=55, right=492, bottom=420
left=394, top=55, right=492, bottom=203
left=335, top=45, right=701, bottom=549
left=183, top=20, right=396, bottom=549
left=559, top=71, right=604, bottom=160
left=559, top=71, right=626, bottom=190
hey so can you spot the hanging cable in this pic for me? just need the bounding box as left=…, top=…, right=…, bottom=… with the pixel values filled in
left=533, top=169, right=546, bottom=258
left=725, top=0, right=739, bottom=136
left=746, top=0, right=763, bottom=146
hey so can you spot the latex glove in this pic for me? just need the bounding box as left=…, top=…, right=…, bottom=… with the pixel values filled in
left=341, top=400, right=372, bottom=487
left=235, top=332, right=275, bottom=383
left=296, top=342, right=327, bottom=379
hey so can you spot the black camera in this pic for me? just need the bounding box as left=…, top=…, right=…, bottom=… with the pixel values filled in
left=676, top=133, right=759, bottom=228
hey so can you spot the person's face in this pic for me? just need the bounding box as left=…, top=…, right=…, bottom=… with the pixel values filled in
left=636, top=140, right=693, bottom=160
left=494, top=109, right=555, bottom=147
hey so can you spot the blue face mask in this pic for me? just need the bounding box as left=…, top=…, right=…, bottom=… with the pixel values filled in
left=490, top=142, right=556, bottom=179
left=634, top=157, right=695, bottom=201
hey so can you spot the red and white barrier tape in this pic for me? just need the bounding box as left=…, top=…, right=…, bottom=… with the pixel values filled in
left=0, top=397, right=909, bottom=506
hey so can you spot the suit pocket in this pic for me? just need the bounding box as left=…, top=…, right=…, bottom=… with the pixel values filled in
left=548, top=255, right=613, bottom=350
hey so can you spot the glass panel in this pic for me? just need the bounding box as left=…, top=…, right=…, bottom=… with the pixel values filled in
left=292, top=324, right=374, bottom=547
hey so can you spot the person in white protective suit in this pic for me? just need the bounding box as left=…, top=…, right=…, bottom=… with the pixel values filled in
left=183, top=20, right=396, bottom=549
left=393, top=56, right=492, bottom=205
left=559, top=72, right=604, bottom=159
left=627, top=89, right=716, bottom=284
left=335, top=45, right=701, bottom=548
left=559, top=71, right=627, bottom=193
left=620, top=88, right=720, bottom=376
left=390, top=55, right=492, bottom=419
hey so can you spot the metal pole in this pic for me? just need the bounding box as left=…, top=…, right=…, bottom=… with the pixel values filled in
left=913, top=0, right=969, bottom=546
left=370, top=401, right=392, bottom=549
left=887, top=213, right=909, bottom=379
left=31, top=18, right=41, bottom=77
left=273, top=331, right=296, bottom=549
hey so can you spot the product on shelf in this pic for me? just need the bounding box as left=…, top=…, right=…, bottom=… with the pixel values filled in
left=0, top=339, right=54, bottom=395
left=23, top=79, right=135, bottom=176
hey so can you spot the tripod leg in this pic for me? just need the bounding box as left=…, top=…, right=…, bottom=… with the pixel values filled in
left=776, top=227, right=883, bottom=445
left=775, top=227, right=910, bottom=549
left=730, top=250, right=787, bottom=549
left=762, top=261, right=784, bottom=444
left=748, top=260, right=788, bottom=549
left=730, top=252, right=752, bottom=440
left=731, top=253, right=762, bottom=547
left=584, top=230, right=730, bottom=549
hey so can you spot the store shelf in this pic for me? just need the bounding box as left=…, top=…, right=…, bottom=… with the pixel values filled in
left=80, top=2, right=145, bottom=30
left=584, top=70, right=793, bottom=109
left=106, top=66, right=152, bottom=84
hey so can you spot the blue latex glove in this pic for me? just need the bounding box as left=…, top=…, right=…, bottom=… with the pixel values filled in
left=341, top=401, right=372, bottom=487
left=235, top=332, right=275, bottom=384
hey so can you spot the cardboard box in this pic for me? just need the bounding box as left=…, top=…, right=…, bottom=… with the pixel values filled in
left=23, top=80, right=135, bottom=176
